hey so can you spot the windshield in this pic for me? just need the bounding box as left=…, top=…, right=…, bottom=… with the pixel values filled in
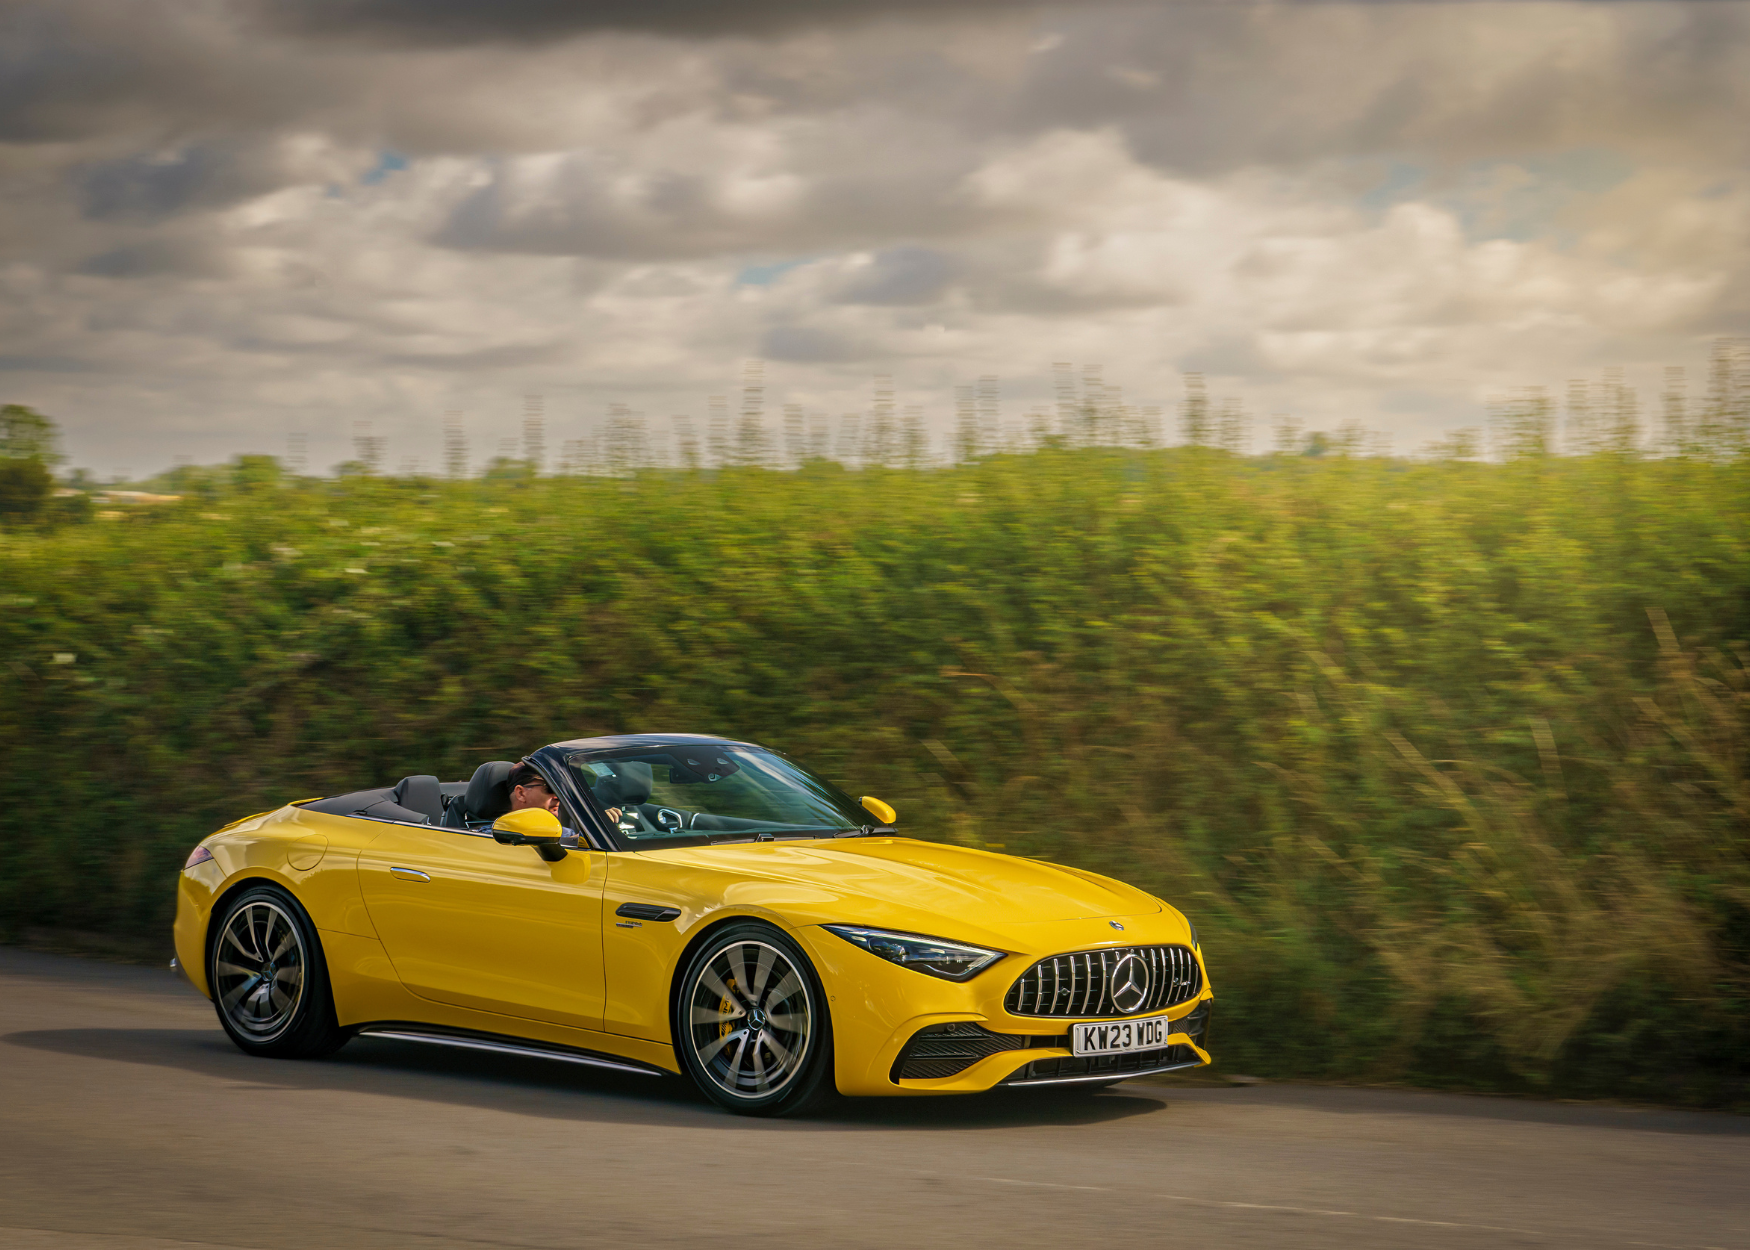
left=561, top=745, right=874, bottom=842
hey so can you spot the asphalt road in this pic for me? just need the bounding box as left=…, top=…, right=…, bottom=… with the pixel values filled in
left=2, top=949, right=1746, bottom=1250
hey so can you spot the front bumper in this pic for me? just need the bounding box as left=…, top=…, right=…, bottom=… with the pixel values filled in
left=795, top=917, right=1214, bottom=1097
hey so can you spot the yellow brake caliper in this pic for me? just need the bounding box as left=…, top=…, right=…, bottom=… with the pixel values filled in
left=720, top=976, right=738, bottom=1053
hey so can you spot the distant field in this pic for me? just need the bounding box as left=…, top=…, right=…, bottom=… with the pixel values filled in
left=1, top=444, right=1745, bottom=1105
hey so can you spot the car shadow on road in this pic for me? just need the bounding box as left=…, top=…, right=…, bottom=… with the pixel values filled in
left=4, top=1026, right=1169, bottom=1133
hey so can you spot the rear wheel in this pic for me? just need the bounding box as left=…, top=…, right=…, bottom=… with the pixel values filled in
left=208, top=884, right=346, bottom=1059
left=674, top=921, right=837, bottom=1117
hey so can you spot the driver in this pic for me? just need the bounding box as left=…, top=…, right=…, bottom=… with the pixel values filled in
left=509, top=760, right=625, bottom=830
left=506, top=762, right=561, bottom=816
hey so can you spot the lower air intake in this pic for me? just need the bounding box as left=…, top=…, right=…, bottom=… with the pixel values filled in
left=891, top=1023, right=1061, bottom=1082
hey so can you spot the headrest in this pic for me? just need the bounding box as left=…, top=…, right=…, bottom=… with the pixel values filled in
left=463, top=760, right=516, bottom=821
left=392, top=775, right=444, bottom=823
left=593, top=761, right=653, bottom=809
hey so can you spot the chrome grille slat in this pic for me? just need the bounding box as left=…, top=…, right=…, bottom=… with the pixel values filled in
left=1003, top=944, right=1202, bottom=1019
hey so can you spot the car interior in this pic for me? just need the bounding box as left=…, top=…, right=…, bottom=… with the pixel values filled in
left=298, top=761, right=521, bottom=829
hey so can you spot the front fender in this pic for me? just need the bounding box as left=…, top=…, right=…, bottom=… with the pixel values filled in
left=171, top=806, right=375, bottom=999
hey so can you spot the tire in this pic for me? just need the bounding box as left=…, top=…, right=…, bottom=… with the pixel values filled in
left=208, top=884, right=347, bottom=1059
left=674, top=921, right=837, bottom=1117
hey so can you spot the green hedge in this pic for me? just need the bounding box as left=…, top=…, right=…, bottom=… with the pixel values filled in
left=2, top=446, right=1745, bottom=1104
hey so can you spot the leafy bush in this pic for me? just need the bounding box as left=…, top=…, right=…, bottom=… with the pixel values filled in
left=0, top=444, right=1744, bottom=1105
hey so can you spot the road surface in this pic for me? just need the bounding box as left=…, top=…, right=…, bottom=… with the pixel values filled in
left=2, top=948, right=1745, bottom=1250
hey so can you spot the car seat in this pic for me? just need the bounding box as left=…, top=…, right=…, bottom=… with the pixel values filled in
left=592, top=761, right=653, bottom=813
left=442, top=761, right=515, bottom=827
left=391, top=775, right=445, bottom=824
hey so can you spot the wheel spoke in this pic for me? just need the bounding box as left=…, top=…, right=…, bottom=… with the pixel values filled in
left=214, top=959, right=255, bottom=980
left=762, top=1028, right=796, bottom=1071
left=762, top=970, right=801, bottom=1010
left=764, top=1008, right=804, bottom=1034
left=696, top=965, right=743, bottom=1009
left=747, top=945, right=774, bottom=1004
left=691, top=1004, right=743, bottom=1025
left=250, top=905, right=272, bottom=959
left=695, top=1027, right=747, bottom=1066
left=732, top=946, right=758, bottom=1009
left=220, top=974, right=262, bottom=1011
left=750, top=1042, right=770, bottom=1092
left=221, top=924, right=258, bottom=964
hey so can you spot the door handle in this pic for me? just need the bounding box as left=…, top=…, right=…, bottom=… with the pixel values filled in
left=390, top=866, right=432, bottom=882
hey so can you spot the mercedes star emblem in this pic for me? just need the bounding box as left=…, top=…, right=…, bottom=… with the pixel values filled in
left=1109, top=952, right=1151, bottom=1014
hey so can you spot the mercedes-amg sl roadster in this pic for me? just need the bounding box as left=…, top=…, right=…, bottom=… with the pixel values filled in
left=173, top=734, right=1213, bottom=1115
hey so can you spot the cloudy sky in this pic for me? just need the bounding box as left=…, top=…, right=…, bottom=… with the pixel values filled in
left=3, top=0, right=1747, bottom=475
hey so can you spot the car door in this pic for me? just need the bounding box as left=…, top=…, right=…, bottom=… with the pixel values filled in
left=355, top=820, right=606, bottom=1031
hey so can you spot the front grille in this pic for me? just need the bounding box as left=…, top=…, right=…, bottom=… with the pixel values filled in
left=1005, top=1043, right=1201, bottom=1084
left=891, top=1023, right=1062, bottom=1082
left=1003, top=945, right=1202, bottom=1018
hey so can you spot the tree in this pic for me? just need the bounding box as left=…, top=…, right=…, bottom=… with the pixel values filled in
left=1, top=404, right=60, bottom=464
left=0, top=404, right=61, bottom=524
left=0, top=456, right=51, bottom=521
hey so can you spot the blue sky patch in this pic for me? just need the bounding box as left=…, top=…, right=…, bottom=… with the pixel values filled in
left=735, top=257, right=810, bottom=286
left=362, top=151, right=410, bottom=186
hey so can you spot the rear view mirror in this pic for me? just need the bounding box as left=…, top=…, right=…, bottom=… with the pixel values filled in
left=859, top=796, right=897, bottom=825
left=493, top=808, right=567, bottom=861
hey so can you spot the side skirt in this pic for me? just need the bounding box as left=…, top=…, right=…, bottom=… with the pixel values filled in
left=353, top=1022, right=670, bottom=1078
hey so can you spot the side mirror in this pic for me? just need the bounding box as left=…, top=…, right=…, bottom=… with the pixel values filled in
left=859, top=796, right=897, bottom=825
left=493, top=807, right=567, bottom=861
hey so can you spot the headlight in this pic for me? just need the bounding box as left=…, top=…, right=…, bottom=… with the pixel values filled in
left=822, top=925, right=1004, bottom=981
left=1188, top=919, right=1200, bottom=950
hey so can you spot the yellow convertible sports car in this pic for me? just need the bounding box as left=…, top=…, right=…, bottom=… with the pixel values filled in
left=173, top=734, right=1213, bottom=1115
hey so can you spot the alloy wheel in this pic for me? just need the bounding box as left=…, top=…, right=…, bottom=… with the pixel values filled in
left=684, top=939, right=813, bottom=1100
left=213, top=899, right=307, bottom=1043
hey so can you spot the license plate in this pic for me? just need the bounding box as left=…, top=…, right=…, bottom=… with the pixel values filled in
left=1071, top=1014, right=1173, bottom=1056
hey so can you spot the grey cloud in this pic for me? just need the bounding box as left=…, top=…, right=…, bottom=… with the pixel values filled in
left=435, top=162, right=742, bottom=259
left=0, top=2, right=305, bottom=145
left=0, top=6, right=125, bottom=142
left=430, top=133, right=1004, bottom=261
left=1179, top=334, right=1279, bottom=382
left=1006, top=4, right=1750, bottom=175
left=262, top=0, right=1030, bottom=44
left=0, top=355, right=99, bottom=373
left=834, top=247, right=953, bottom=305
left=75, top=236, right=234, bottom=279
left=762, top=324, right=859, bottom=362
left=384, top=341, right=575, bottom=371
left=75, top=147, right=268, bottom=222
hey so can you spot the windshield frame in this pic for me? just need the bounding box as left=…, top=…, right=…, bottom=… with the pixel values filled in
left=526, top=737, right=883, bottom=852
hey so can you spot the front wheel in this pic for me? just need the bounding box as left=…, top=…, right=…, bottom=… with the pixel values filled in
left=208, top=884, right=347, bottom=1059
left=674, top=921, right=837, bottom=1116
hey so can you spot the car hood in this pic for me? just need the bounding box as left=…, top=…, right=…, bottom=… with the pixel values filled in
left=635, top=837, right=1162, bottom=938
